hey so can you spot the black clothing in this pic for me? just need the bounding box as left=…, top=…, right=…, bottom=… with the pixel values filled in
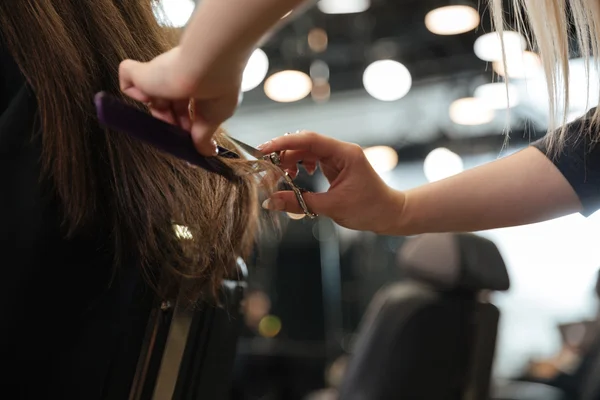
left=1, top=44, right=152, bottom=398
left=532, top=109, right=600, bottom=216
left=528, top=111, right=600, bottom=399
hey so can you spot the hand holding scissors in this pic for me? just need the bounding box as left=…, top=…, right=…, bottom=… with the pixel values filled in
left=226, top=136, right=316, bottom=218
left=257, top=132, right=405, bottom=234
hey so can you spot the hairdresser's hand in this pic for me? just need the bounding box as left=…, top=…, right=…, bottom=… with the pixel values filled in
left=119, top=47, right=241, bottom=156
left=259, top=132, right=406, bottom=234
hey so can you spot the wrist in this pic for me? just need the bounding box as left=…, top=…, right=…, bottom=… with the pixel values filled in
left=176, top=0, right=304, bottom=88
left=377, top=188, right=410, bottom=236
left=167, top=45, right=243, bottom=97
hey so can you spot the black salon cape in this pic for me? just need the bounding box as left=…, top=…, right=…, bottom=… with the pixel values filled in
left=0, top=47, right=153, bottom=397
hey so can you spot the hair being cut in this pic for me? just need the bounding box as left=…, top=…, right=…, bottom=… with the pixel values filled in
left=0, top=0, right=276, bottom=303
left=490, top=0, right=600, bottom=155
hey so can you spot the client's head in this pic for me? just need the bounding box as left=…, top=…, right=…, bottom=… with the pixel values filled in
left=0, top=0, right=275, bottom=303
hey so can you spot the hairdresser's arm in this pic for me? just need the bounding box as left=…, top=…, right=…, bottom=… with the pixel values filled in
left=259, top=133, right=581, bottom=235
left=177, top=0, right=307, bottom=86
left=120, top=0, right=306, bottom=155
left=396, top=147, right=581, bottom=235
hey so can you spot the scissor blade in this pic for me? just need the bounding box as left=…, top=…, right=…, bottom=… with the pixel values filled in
left=227, top=136, right=266, bottom=160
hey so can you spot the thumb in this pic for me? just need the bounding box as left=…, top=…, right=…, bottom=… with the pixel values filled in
left=190, top=119, right=220, bottom=156
left=119, top=60, right=151, bottom=103
left=262, top=191, right=332, bottom=216
left=191, top=94, right=239, bottom=156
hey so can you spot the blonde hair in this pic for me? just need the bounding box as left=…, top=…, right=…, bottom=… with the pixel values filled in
left=490, top=0, right=600, bottom=155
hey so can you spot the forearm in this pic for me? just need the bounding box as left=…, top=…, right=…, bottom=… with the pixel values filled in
left=179, top=0, right=306, bottom=81
left=391, top=147, right=582, bottom=235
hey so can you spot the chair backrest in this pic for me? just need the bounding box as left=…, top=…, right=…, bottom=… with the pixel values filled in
left=129, top=258, right=248, bottom=400
left=338, top=233, right=509, bottom=400
left=580, top=335, right=600, bottom=400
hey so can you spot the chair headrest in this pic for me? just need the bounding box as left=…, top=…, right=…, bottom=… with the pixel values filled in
left=397, top=233, right=510, bottom=292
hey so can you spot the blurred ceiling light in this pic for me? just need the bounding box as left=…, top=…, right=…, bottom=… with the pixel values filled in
left=308, top=28, right=329, bottom=53
left=244, top=291, right=271, bottom=328
left=318, top=0, right=370, bottom=14
left=493, top=51, right=542, bottom=79
left=423, top=148, right=464, bottom=183
left=241, top=48, right=270, bottom=92
left=311, top=81, right=331, bottom=102
left=310, top=60, right=330, bottom=82
left=264, top=70, right=312, bottom=103
left=287, top=212, right=306, bottom=220
left=425, top=5, right=480, bottom=35
left=363, top=60, right=412, bottom=101
left=363, top=146, right=398, bottom=174
left=474, top=82, right=520, bottom=109
left=258, top=315, right=282, bottom=338
left=154, top=0, right=195, bottom=28
left=449, top=97, right=495, bottom=125
left=474, top=31, right=526, bottom=62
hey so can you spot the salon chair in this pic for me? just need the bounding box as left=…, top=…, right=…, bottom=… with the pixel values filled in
left=128, top=258, right=248, bottom=400
left=560, top=270, right=600, bottom=400
left=493, top=269, right=600, bottom=400
left=337, top=233, right=510, bottom=400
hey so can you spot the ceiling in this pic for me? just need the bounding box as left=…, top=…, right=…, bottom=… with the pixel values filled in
left=224, top=0, right=558, bottom=152
left=259, top=0, right=492, bottom=92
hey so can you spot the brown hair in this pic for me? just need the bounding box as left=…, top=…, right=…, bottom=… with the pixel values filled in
left=0, top=0, right=272, bottom=303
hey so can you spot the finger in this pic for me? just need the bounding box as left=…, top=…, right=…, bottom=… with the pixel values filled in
left=119, top=60, right=151, bottom=102
left=278, top=150, right=329, bottom=178
left=278, top=150, right=319, bottom=169
left=190, top=116, right=219, bottom=156
left=173, top=101, right=192, bottom=131
left=119, top=59, right=169, bottom=97
left=119, top=59, right=137, bottom=92
left=320, top=162, right=339, bottom=182
left=190, top=95, right=238, bottom=156
left=302, top=161, right=318, bottom=176
left=191, top=123, right=220, bottom=156
left=262, top=191, right=333, bottom=216
left=150, top=107, right=178, bottom=126
left=146, top=97, right=171, bottom=110
left=284, top=166, right=299, bottom=179
left=122, top=87, right=151, bottom=104
left=258, top=131, right=353, bottom=159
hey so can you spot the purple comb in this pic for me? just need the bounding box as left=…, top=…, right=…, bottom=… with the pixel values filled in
left=94, top=92, right=240, bottom=182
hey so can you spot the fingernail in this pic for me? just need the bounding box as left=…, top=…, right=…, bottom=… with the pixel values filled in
left=257, top=141, right=271, bottom=150
left=211, top=139, right=219, bottom=156
left=262, top=198, right=285, bottom=211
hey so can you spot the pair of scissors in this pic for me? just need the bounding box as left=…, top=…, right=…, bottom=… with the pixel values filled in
left=94, top=92, right=316, bottom=219
left=226, top=136, right=317, bottom=219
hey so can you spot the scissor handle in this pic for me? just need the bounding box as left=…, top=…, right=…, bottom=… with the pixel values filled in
left=259, top=151, right=317, bottom=218
left=281, top=172, right=317, bottom=219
